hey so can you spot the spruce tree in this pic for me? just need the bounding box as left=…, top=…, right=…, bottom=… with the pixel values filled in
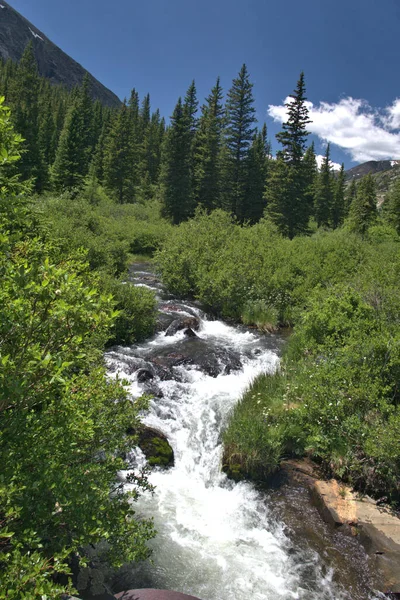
left=331, top=163, right=346, bottom=228
left=103, top=101, right=136, bottom=203
left=224, top=64, right=257, bottom=220
left=243, top=124, right=270, bottom=223
left=302, top=142, right=318, bottom=218
left=78, top=73, right=95, bottom=174
left=160, top=97, right=193, bottom=223
left=267, top=72, right=311, bottom=237
left=314, top=143, right=334, bottom=228
left=10, top=43, right=44, bottom=189
left=383, top=178, right=400, bottom=234
left=349, top=173, right=377, bottom=235
left=183, top=80, right=199, bottom=136
left=345, top=179, right=357, bottom=217
left=264, top=156, right=293, bottom=236
left=52, top=100, right=86, bottom=191
left=194, top=77, right=224, bottom=212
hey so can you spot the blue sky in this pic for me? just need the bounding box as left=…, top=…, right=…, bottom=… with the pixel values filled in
left=9, top=0, right=400, bottom=168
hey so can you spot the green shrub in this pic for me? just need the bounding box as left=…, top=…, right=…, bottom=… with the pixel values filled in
left=101, top=275, right=157, bottom=346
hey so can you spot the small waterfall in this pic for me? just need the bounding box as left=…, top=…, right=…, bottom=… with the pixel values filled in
left=106, top=264, right=381, bottom=600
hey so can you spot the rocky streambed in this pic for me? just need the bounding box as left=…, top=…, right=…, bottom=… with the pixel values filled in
left=98, top=263, right=398, bottom=600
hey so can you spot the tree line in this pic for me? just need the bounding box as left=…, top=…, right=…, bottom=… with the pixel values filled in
left=1, top=42, right=398, bottom=238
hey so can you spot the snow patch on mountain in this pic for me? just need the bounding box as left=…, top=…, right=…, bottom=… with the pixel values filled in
left=29, top=28, right=44, bottom=41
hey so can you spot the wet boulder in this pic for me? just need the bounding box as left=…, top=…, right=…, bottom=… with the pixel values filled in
left=183, top=327, right=198, bottom=338
left=147, top=339, right=242, bottom=378
left=136, top=368, right=154, bottom=383
left=137, top=427, right=174, bottom=468
left=164, top=316, right=200, bottom=337
left=142, top=381, right=164, bottom=399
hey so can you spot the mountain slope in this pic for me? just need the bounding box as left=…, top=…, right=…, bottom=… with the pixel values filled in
left=0, top=1, right=121, bottom=107
left=345, top=160, right=400, bottom=182
left=345, top=159, right=400, bottom=203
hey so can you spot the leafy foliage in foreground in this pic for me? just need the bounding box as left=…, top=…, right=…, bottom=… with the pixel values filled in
left=0, top=101, right=155, bottom=597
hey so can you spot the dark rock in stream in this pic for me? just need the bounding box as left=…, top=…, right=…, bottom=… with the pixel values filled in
left=148, top=339, right=242, bottom=379
left=164, top=316, right=200, bottom=336
left=183, top=327, right=197, bottom=338
left=136, top=368, right=154, bottom=383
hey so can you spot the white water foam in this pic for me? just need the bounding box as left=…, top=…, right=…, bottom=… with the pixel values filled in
left=111, top=314, right=360, bottom=600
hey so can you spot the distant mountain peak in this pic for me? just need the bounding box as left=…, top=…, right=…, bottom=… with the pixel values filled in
left=0, top=1, right=121, bottom=107
left=345, top=160, right=400, bottom=181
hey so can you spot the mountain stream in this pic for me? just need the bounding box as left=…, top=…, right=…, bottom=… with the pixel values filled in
left=106, top=264, right=383, bottom=600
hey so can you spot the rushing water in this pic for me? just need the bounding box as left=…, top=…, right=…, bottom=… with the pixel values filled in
left=106, top=264, right=382, bottom=600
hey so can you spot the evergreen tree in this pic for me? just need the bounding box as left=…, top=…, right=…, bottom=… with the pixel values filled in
left=314, top=143, right=334, bottom=228
left=264, top=156, right=293, bottom=236
left=10, top=43, right=44, bottom=189
left=302, top=142, right=318, bottom=218
left=383, top=178, right=400, bottom=234
left=52, top=100, right=86, bottom=191
left=331, top=163, right=346, bottom=228
left=349, top=173, right=377, bottom=235
left=243, top=124, right=270, bottom=223
left=276, top=72, right=311, bottom=166
left=160, top=97, right=193, bottom=223
left=78, top=73, right=95, bottom=174
left=194, top=77, right=224, bottom=212
left=103, top=101, right=136, bottom=203
left=267, top=72, right=311, bottom=237
left=345, top=179, right=357, bottom=217
left=37, top=96, right=55, bottom=186
left=224, top=64, right=257, bottom=220
left=139, top=93, right=151, bottom=141
left=183, top=80, right=199, bottom=136
left=91, top=110, right=112, bottom=184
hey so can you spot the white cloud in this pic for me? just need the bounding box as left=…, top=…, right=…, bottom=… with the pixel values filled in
left=268, top=96, right=400, bottom=163
left=315, top=154, right=341, bottom=171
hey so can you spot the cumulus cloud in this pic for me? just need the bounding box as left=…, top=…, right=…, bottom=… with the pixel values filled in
left=268, top=96, right=400, bottom=163
left=315, top=154, right=341, bottom=171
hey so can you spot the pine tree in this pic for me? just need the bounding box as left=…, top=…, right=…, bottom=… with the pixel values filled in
left=139, top=93, right=151, bottom=141
left=349, top=173, right=377, bottom=235
left=183, top=80, right=199, bottom=137
left=314, top=143, right=334, bottom=228
left=52, top=100, right=86, bottom=191
left=78, top=73, right=95, bottom=174
left=103, top=101, right=136, bottom=203
left=345, top=179, right=357, bottom=217
left=267, top=72, right=311, bottom=237
left=160, top=97, right=193, bottom=223
left=243, top=124, right=270, bottom=223
left=194, top=77, right=224, bottom=212
left=264, top=156, right=293, bottom=236
left=302, top=142, right=318, bottom=218
left=224, top=64, right=257, bottom=220
left=383, top=178, right=400, bottom=234
left=331, top=163, right=346, bottom=228
left=90, top=110, right=112, bottom=184
left=10, top=43, right=44, bottom=189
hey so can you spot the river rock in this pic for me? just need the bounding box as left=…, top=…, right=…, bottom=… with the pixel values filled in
left=136, top=368, right=154, bottom=383
left=115, top=590, right=202, bottom=600
left=183, top=327, right=197, bottom=338
left=148, top=339, right=242, bottom=378
left=165, top=316, right=200, bottom=336
left=142, top=380, right=164, bottom=399
left=137, top=427, right=174, bottom=467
